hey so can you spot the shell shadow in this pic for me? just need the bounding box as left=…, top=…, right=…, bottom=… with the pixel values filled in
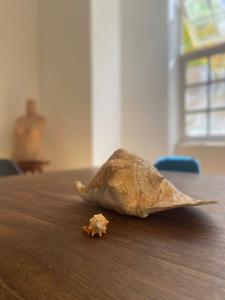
left=44, top=195, right=217, bottom=243
left=100, top=205, right=217, bottom=242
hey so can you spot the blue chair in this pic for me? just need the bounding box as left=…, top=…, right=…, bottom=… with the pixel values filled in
left=0, top=159, right=22, bottom=177
left=154, top=156, right=200, bottom=174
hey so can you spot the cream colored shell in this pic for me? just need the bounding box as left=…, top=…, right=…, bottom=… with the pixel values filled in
left=75, top=149, right=217, bottom=218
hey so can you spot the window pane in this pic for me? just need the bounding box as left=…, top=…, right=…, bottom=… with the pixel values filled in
left=186, top=58, right=208, bottom=84
left=185, top=113, right=207, bottom=137
left=211, top=0, right=225, bottom=13
left=210, top=83, right=225, bottom=108
left=210, top=53, right=225, bottom=80
left=185, top=86, right=207, bottom=110
left=210, top=110, right=225, bottom=135
left=184, top=0, right=211, bottom=21
left=193, top=18, right=218, bottom=44
left=216, top=13, right=225, bottom=36
left=182, top=20, right=194, bottom=53
left=181, top=0, right=225, bottom=54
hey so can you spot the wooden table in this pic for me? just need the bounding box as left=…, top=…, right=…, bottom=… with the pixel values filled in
left=0, top=169, right=225, bottom=300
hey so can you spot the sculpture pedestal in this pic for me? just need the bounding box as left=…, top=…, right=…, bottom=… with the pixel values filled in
left=18, top=160, right=50, bottom=174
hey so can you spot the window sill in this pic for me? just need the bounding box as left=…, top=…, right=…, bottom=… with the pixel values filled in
left=179, top=140, right=225, bottom=148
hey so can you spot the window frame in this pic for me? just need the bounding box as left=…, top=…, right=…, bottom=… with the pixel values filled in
left=180, top=42, right=225, bottom=142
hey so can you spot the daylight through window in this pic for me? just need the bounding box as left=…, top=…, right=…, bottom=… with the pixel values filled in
left=181, top=0, right=225, bottom=139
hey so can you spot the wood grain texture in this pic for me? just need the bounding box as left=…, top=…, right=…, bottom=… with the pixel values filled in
left=0, top=169, right=225, bottom=300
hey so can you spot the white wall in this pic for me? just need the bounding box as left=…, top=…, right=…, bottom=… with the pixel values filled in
left=168, top=0, right=180, bottom=155
left=0, top=0, right=171, bottom=170
left=121, top=0, right=169, bottom=162
left=0, top=0, right=39, bottom=158
left=0, top=0, right=121, bottom=170
left=91, top=0, right=121, bottom=166
left=39, top=0, right=92, bottom=170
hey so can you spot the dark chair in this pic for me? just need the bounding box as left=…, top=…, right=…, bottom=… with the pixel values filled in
left=154, top=156, right=201, bottom=174
left=0, top=159, right=22, bottom=177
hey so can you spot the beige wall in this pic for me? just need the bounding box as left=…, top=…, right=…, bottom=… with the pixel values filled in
left=176, top=144, right=225, bottom=176
left=91, top=0, right=171, bottom=166
left=0, top=0, right=170, bottom=170
left=39, top=0, right=92, bottom=170
left=0, top=0, right=120, bottom=170
left=0, top=0, right=40, bottom=158
left=121, top=0, right=169, bottom=163
left=1, top=0, right=223, bottom=176
left=91, top=0, right=121, bottom=166
left=168, top=0, right=180, bottom=155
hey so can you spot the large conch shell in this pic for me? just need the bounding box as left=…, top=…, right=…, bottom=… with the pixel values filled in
left=75, top=149, right=216, bottom=218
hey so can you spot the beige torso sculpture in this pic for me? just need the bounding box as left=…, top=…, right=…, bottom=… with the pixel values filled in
left=13, top=99, right=46, bottom=161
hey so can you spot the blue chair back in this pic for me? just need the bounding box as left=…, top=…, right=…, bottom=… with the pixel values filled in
left=154, top=156, right=200, bottom=174
left=0, top=159, right=22, bottom=177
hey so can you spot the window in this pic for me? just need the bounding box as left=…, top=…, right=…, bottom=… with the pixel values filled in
left=180, top=0, right=225, bottom=140
left=181, top=0, right=225, bottom=54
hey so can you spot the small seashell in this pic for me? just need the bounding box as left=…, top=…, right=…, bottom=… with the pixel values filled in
left=83, top=213, right=109, bottom=237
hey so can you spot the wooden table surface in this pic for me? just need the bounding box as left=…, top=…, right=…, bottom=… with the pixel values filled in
left=0, top=169, right=225, bottom=300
